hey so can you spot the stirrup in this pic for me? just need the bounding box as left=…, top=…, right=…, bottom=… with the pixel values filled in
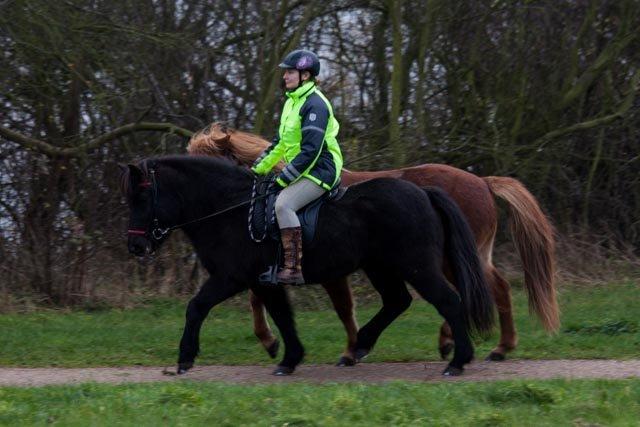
left=259, top=265, right=280, bottom=286
left=276, top=268, right=305, bottom=286
left=259, top=244, right=282, bottom=286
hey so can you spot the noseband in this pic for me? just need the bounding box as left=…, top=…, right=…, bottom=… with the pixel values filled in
left=127, top=168, right=171, bottom=242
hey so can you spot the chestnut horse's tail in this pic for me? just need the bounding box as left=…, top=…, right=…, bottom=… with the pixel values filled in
left=425, top=187, right=495, bottom=335
left=483, top=176, right=559, bottom=332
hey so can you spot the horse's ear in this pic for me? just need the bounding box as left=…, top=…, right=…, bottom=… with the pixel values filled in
left=217, top=133, right=241, bottom=164
left=118, top=163, right=142, bottom=197
left=127, top=163, right=144, bottom=184
left=216, top=133, right=232, bottom=149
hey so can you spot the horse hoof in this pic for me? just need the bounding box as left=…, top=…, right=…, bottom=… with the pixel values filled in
left=336, top=356, right=356, bottom=367
left=485, top=351, right=506, bottom=361
left=354, top=348, right=369, bottom=362
left=266, top=340, right=280, bottom=359
left=272, top=365, right=295, bottom=376
left=442, top=365, right=464, bottom=376
left=439, top=343, right=454, bottom=360
left=177, top=362, right=193, bottom=375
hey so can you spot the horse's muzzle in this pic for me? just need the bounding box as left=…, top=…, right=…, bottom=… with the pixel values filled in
left=128, top=235, right=152, bottom=257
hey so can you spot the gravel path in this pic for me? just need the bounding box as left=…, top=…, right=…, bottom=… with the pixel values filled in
left=1, top=360, right=640, bottom=387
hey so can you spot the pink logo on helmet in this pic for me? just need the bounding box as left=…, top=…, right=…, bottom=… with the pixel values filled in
left=296, top=56, right=312, bottom=69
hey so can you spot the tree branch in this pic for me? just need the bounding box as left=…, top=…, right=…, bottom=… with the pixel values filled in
left=560, top=32, right=636, bottom=110
left=535, top=69, right=640, bottom=147
left=0, top=122, right=193, bottom=157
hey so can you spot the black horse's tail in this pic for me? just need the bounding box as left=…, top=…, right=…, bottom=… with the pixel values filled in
left=425, top=187, right=495, bottom=335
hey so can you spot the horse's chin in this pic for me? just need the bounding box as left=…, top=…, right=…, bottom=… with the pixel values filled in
left=135, top=253, right=157, bottom=265
left=132, top=242, right=159, bottom=263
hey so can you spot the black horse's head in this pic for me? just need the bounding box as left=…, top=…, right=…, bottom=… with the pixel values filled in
left=119, top=155, right=254, bottom=258
left=119, top=161, right=175, bottom=257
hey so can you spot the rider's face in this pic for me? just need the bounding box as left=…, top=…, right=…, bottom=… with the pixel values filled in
left=283, top=69, right=310, bottom=90
left=283, top=69, right=300, bottom=90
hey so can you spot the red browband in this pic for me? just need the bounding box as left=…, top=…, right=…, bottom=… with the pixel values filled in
left=127, top=229, right=147, bottom=235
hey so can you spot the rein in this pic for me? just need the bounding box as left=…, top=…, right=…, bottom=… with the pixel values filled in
left=127, top=169, right=279, bottom=241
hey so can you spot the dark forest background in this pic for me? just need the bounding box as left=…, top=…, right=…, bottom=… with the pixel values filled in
left=1, top=0, right=638, bottom=308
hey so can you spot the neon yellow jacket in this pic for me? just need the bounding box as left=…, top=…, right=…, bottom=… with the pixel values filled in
left=252, top=81, right=342, bottom=190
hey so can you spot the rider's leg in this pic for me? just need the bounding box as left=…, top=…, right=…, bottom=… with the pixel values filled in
left=274, top=177, right=326, bottom=284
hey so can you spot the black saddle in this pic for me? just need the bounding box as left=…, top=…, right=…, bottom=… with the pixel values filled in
left=249, top=174, right=346, bottom=246
left=248, top=174, right=347, bottom=285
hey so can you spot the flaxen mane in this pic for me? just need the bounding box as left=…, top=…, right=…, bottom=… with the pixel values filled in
left=187, top=122, right=284, bottom=171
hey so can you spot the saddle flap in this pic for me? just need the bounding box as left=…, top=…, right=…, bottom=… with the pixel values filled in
left=297, top=186, right=347, bottom=245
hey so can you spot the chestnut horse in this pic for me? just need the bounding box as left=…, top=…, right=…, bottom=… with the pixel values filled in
left=187, top=123, right=558, bottom=364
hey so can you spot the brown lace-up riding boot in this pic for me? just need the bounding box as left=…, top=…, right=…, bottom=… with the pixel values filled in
left=277, top=227, right=304, bottom=285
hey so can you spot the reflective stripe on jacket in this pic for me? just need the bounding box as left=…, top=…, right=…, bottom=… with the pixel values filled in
left=252, top=81, right=342, bottom=190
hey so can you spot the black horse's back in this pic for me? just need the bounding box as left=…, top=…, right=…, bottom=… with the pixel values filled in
left=303, top=177, right=442, bottom=282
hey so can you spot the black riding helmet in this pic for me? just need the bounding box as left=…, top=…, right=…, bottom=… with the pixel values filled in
left=278, top=50, right=320, bottom=77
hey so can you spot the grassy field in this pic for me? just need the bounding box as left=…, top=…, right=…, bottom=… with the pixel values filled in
left=0, top=379, right=639, bottom=426
left=0, top=282, right=638, bottom=367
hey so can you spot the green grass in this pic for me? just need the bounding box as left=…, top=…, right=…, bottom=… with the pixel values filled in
left=0, top=282, right=638, bottom=367
left=1, top=379, right=639, bottom=426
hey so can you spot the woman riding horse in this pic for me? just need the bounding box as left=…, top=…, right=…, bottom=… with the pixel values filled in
left=251, top=50, right=342, bottom=285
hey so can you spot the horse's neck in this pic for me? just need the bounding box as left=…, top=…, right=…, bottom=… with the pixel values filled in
left=171, top=165, right=253, bottom=219
left=176, top=172, right=253, bottom=258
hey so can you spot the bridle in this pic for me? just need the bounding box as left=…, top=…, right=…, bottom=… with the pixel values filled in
left=127, top=167, right=279, bottom=243
left=127, top=168, right=172, bottom=242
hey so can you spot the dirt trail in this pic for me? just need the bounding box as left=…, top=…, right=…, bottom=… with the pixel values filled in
left=1, top=360, right=640, bottom=387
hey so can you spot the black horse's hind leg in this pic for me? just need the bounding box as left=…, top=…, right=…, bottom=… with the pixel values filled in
left=251, top=285, right=305, bottom=375
left=408, top=272, right=474, bottom=376
left=354, top=268, right=412, bottom=361
left=177, top=277, right=241, bottom=374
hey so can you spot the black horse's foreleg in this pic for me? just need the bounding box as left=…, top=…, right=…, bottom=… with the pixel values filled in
left=251, top=285, right=305, bottom=375
left=355, top=268, right=412, bottom=360
left=177, top=277, right=241, bottom=374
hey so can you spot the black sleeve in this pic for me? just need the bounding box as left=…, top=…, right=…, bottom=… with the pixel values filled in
left=278, top=93, right=329, bottom=185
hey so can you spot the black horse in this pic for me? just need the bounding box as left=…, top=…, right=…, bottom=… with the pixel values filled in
left=120, top=155, right=494, bottom=376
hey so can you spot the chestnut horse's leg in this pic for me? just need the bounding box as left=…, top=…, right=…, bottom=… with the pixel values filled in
left=476, top=233, right=518, bottom=360
left=439, top=237, right=518, bottom=361
left=322, top=277, right=359, bottom=366
left=249, top=290, right=280, bottom=358
left=485, top=266, right=517, bottom=360
left=250, top=277, right=359, bottom=364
